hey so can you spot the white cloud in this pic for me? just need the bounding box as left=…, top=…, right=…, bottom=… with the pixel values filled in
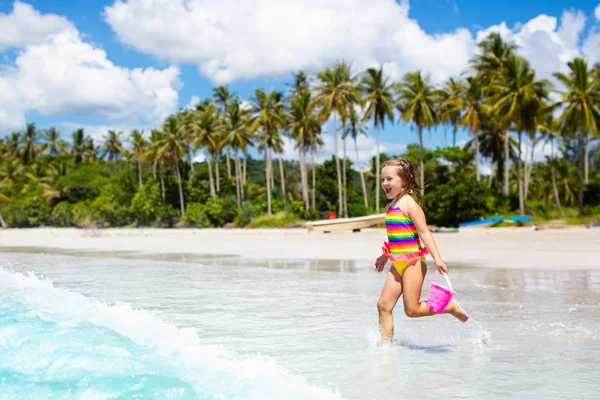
left=185, top=95, right=201, bottom=110
left=104, top=0, right=474, bottom=84
left=0, top=3, right=181, bottom=137
left=595, top=4, right=600, bottom=21
left=476, top=10, right=585, bottom=80
left=0, top=1, right=72, bottom=51
left=273, top=132, right=405, bottom=171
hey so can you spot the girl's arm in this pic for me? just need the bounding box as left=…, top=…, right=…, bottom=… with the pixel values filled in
left=401, top=196, right=449, bottom=274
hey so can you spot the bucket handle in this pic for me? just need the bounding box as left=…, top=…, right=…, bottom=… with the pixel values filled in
left=434, top=271, right=454, bottom=293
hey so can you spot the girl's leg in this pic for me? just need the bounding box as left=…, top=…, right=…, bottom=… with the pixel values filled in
left=401, top=261, right=469, bottom=322
left=377, top=268, right=403, bottom=343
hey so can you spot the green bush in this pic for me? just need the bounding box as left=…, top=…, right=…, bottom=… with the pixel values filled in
left=131, top=181, right=163, bottom=225
left=184, top=202, right=211, bottom=227
left=72, top=202, right=96, bottom=227
left=90, top=194, right=131, bottom=227
left=52, top=202, right=72, bottom=227
left=236, top=202, right=257, bottom=227
left=246, top=211, right=301, bottom=228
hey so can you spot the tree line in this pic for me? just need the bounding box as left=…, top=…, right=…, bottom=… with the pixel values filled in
left=1, top=33, right=599, bottom=228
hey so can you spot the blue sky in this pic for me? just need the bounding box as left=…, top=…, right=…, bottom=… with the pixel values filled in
left=1, top=0, right=600, bottom=163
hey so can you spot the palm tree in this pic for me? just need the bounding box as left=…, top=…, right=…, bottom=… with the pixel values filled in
left=251, top=88, right=286, bottom=215
left=190, top=102, right=222, bottom=198
left=439, top=77, right=465, bottom=147
left=460, top=76, right=487, bottom=182
left=147, top=129, right=167, bottom=201
left=288, top=90, right=322, bottom=217
left=41, top=127, right=64, bottom=155
left=396, top=71, right=441, bottom=194
left=472, top=32, right=518, bottom=82
left=82, top=136, right=97, bottom=163
left=491, top=55, right=550, bottom=215
left=472, top=32, right=517, bottom=196
left=129, top=130, right=147, bottom=188
left=344, top=106, right=369, bottom=210
left=360, top=65, right=394, bottom=213
left=102, top=130, right=124, bottom=161
left=315, top=61, right=359, bottom=217
left=155, top=115, right=187, bottom=217
left=213, top=86, right=236, bottom=179
left=71, top=128, right=87, bottom=164
left=223, top=98, right=252, bottom=206
left=553, top=57, right=600, bottom=216
left=21, top=123, right=38, bottom=165
left=0, top=158, right=24, bottom=193
left=6, top=132, right=21, bottom=158
left=537, top=114, right=563, bottom=211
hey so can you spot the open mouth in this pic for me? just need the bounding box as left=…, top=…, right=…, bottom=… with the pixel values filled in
left=384, top=188, right=393, bottom=196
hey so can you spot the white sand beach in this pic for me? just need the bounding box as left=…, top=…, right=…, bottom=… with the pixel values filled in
left=1, top=226, right=599, bottom=270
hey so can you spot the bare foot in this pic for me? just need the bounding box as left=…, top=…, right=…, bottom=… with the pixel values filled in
left=446, top=301, right=469, bottom=322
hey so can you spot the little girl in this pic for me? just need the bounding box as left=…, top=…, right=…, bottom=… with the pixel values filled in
left=374, top=158, right=468, bottom=343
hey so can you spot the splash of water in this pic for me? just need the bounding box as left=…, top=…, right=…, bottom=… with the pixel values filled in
left=0, top=267, right=342, bottom=400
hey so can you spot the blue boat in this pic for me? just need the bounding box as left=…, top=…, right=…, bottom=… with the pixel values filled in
left=507, top=215, right=532, bottom=223
left=458, top=215, right=505, bottom=228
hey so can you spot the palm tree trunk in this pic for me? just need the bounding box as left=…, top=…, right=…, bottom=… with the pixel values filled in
left=266, top=148, right=272, bottom=215
left=488, top=165, right=494, bottom=188
left=453, top=125, right=457, bottom=147
left=355, top=138, right=368, bottom=210
left=174, top=158, right=186, bottom=217
left=207, top=152, right=216, bottom=198
left=159, top=163, right=165, bottom=202
left=137, top=159, right=143, bottom=188
left=152, top=162, right=157, bottom=180
left=226, top=150, right=232, bottom=179
left=243, top=151, right=248, bottom=184
left=517, top=131, right=524, bottom=216
left=311, top=149, right=316, bottom=210
left=578, top=133, right=586, bottom=217
left=333, top=111, right=343, bottom=217
left=375, top=122, right=381, bottom=213
left=236, top=152, right=244, bottom=203
left=418, top=126, right=425, bottom=195
left=503, top=130, right=510, bottom=196
left=188, top=149, right=194, bottom=181
left=278, top=153, right=285, bottom=197
left=234, top=153, right=241, bottom=207
left=525, top=137, right=536, bottom=201
left=342, top=138, right=348, bottom=218
left=0, top=213, right=7, bottom=228
left=299, top=148, right=309, bottom=218
left=215, top=157, right=220, bottom=193
left=475, top=131, right=481, bottom=182
left=550, top=141, right=561, bottom=211
left=585, top=134, right=590, bottom=185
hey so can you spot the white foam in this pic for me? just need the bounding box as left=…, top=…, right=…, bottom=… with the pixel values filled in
left=0, top=267, right=343, bottom=399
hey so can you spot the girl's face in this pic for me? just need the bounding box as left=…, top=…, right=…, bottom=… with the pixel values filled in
left=381, top=166, right=405, bottom=199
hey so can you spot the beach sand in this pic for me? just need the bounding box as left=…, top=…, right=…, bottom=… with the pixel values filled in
left=1, top=226, right=599, bottom=270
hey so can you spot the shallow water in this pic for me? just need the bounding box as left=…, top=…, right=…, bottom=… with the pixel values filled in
left=0, top=249, right=599, bottom=399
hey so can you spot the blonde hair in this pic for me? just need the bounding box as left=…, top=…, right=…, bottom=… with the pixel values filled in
left=382, top=158, right=422, bottom=203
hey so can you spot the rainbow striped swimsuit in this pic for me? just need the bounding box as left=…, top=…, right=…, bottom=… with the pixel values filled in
left=383, top=203, right=429, bottom=275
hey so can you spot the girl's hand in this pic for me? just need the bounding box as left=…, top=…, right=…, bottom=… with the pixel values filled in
left=374, top=255, right=388, bottom=272
left=435, top=258, right=448, bottom=274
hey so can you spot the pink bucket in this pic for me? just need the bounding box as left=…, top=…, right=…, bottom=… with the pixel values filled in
left=427, top=272, right=456, bottom=314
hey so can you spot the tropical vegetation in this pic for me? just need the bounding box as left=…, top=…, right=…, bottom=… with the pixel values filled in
left=1, top=33, right=599, bottom=229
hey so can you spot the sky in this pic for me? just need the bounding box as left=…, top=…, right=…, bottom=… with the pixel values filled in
left=1, top=0, right=600, bottom=165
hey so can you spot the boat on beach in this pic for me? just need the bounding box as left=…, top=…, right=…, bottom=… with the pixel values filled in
left=458, top=215, right=505, bottom=229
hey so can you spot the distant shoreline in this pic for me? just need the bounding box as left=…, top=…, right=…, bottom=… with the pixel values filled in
left=2, top=226, right=599, bottom=271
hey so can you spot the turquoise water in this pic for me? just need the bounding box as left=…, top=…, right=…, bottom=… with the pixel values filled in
left=1, top=249, right=599, bottom=399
